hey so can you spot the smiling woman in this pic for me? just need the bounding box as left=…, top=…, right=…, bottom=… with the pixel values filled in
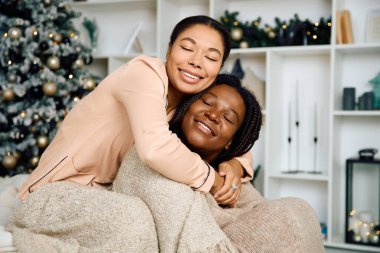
left=18, top=15, right=249, bottom=202
left=181, top=84, right=246, bottom=163
left=170, top=73, right=263, bottom=206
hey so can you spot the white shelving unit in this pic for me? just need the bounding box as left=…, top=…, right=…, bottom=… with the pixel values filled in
left=71, top=0, right=380, bottom=252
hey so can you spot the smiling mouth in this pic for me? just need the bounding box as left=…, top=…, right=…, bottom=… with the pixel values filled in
left=180, top=70, right=203, bottom=80
left=196, top=121, right=215, bottom=136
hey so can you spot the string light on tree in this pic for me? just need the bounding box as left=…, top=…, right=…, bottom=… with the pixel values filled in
left=8, top=73, right=17, bottom=82
left=19, top=111, right=27, bottom=118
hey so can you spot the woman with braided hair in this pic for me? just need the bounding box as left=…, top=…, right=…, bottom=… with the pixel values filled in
left=169, top=73, right=262, bottom=206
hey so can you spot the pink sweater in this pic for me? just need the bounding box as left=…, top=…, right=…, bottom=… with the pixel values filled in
left=19, top=56, right=253, bottom=200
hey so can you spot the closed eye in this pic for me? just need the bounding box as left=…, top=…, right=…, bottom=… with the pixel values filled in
left=181, top=45, right=193, bottom=52
left=206, top=56, right=217, bottom=62
left=202, top=99, right=212, bottom=106
left=224, top=115, right=234, bottom=124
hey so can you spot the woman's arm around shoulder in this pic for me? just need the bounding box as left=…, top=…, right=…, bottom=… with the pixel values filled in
left=108, top=56, right=215, bottom=192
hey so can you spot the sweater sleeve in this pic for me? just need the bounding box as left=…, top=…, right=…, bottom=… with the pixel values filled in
left=108, top=56, right=214, bottom=192
left=233, top=150, right=254, bottom=183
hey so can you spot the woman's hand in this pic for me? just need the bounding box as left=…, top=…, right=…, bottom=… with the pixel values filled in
left=213, top=159, right=244, bottom=207
left=210, top=171, right=225, bottom=195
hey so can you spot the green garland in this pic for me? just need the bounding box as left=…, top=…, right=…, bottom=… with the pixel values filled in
left=220, top=11, right=331, bottom=48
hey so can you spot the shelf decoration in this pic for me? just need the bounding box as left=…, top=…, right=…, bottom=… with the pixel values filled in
left=346, top=156, right=380, bottom=247
left=369, top=71, right=380, bottom=110
left=219, top=11, right=331, bottom=49
left=336, top=9, right=353, bottom=44
left=309, top=102, right=321, bottom=174
left=343, top=87, right=356, bottom=110
left=0, top=0, right=101, bottom=176
left=365, top=9, right=380, bottom=43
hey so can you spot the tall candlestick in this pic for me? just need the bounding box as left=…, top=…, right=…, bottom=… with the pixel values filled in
left=288, top=101, right=292, bottom=138
left=310, top=102, right=321, bottom=174
left=295, top=80, right=301, bottom=173
left=288, top=101, right=292, bottom=172
left=314, top=102, right=318, bottom=138
left=295, top=80, right=300, bottom=126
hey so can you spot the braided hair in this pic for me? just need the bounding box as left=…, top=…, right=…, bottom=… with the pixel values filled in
left=169, top=73, right=262, bottom=167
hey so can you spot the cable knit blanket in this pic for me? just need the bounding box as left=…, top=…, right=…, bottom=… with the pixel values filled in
left=8, top=148, right=236, bottom=253
left=8, top=147, right=324, bottom=253
left=112, top=148, right=236, bottom=253
left=114, top=148, right=324, bottom=253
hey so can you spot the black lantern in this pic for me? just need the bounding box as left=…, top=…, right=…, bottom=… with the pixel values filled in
left=345, top=157, right=380, bottom=247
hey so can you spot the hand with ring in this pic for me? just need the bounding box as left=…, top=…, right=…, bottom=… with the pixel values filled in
left=213, top=159, right=243, bottom=207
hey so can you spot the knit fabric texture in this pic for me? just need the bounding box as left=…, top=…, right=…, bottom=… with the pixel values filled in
left=8, top=147, right=324, bottom=253
left=8, top=182, right=158, bottom=253
left=113, top=147, right=237, bottom=253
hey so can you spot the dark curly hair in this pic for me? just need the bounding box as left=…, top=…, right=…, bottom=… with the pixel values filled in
left=169, top=73, right=262, bottom=167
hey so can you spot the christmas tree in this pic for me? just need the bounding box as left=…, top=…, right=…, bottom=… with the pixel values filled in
left=0, top=0, right=99, bottom=176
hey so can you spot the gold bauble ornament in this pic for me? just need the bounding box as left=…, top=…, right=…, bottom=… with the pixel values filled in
left=37, top=135, right=49, bottom=148
left=43, top=81, right=57, bottom=96
left=8, top=27, right=22, bottom=40
left=268, top=31, right=276, bottom=39
left=54, top=33, right=62, bottom=43
left=47, top=56, right=60, bottom=70
left=83, top=78, right=96, bottom=90
left=13, top=151, right=21, bottom=161
left=2, top=154, right=17, bottom=170
left=239, top=41, right=249, bottom=49
left=230, top=28, right=243, bottom=41
left=3, top=88, right=15, bottom=101
left=73, top=58, right=84, bottom=69
left=30, top=156, right=40, bottom=167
